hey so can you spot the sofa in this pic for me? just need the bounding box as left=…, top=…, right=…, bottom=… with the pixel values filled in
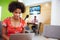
left=0, top=21, right=3, bottom=40
left=43, top=25, right=60, bottom=39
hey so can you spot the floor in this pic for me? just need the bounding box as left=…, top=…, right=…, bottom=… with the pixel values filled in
left=32, top=35, right=58, bottom=40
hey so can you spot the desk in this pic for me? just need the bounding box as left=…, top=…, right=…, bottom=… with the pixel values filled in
left=27, top=22, right=41, bottom=34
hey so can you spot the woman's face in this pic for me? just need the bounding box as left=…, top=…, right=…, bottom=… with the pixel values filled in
left=13, top=8, right=21, bottom=20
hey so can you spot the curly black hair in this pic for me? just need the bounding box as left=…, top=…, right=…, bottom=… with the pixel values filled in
left=8, top=1, right=25, bottom=13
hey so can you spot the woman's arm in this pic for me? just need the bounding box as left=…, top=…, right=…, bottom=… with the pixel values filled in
left=2, top=26, right=9, bottom=40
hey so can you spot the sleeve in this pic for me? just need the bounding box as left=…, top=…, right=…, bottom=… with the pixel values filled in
left=2, top=18, right=8, bottom=27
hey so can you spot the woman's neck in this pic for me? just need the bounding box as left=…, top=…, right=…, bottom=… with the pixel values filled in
left=12, top=16, right=20, bottom=21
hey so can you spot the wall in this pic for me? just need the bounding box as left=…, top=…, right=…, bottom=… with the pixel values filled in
left=40, top=2, right=51, bottom=32
left=22, top=2, right=51, bottom=33
left=40, top=2, right=51, bottom=24
left=0, top=0, right=17, bottom=21
left=51, top=0, right=60, bottom=25
left=0, top=6, right=2, bottom=21
left=22, top=6, right=30, bottom=19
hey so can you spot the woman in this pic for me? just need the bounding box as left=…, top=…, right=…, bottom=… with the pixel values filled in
left=2, top=1, right=26, bottom=40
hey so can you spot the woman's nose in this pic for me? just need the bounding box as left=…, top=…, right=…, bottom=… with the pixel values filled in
left=16, top=14, right=20, bottom=16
